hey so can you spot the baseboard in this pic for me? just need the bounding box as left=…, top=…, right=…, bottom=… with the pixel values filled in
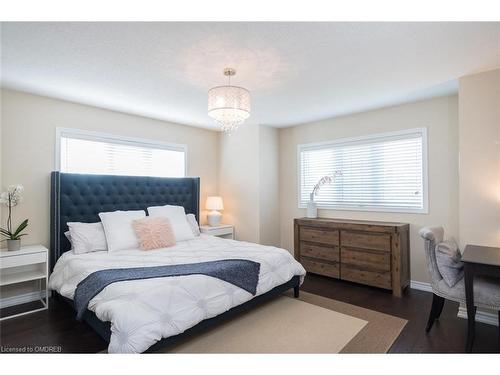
left=457, top=306, right=498, bottom=327
left=410, top=280, right=433, bottom=293
left=0, top=291, right=46, bottom=309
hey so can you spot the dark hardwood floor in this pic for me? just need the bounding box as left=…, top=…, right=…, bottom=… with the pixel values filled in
left=303, top=274, right=499, bottom=353
left=1, top=273, right=498, bottom=353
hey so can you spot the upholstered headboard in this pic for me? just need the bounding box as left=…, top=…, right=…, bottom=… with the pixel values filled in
left=50, top=172, right=200, bottom=269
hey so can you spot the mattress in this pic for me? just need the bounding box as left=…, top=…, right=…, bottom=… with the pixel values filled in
left=49, top=234, right=306, bottom=353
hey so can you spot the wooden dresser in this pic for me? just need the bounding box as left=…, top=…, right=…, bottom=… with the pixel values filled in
left=294, top=218, right=410, bottom=297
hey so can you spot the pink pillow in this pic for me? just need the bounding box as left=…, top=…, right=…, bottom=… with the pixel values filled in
left=132, top=217, right=176, bottom=250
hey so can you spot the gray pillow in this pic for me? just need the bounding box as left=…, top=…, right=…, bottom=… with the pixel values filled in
left=64, top=231, right=72, bottom=248
left=435, top=240, right=463, bottom=287
left=186, top=214, right=201, bottom=236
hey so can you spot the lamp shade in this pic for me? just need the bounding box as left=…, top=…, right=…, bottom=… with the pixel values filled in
left=206, top=196, right=224, bottom=211
left=207, top=68, right=251, bottom=133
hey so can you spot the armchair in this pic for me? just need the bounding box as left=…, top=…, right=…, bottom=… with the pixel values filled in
left=419, top=226, right=500, bottom=333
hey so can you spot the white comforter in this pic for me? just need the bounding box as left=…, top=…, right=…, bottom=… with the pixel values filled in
left=49, top=235, right=306, bottom=353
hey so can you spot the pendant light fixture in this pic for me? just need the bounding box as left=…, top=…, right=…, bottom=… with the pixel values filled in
left=208, top=68, right=251, bottom=133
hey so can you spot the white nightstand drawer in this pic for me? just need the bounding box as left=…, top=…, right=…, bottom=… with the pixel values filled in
left=200, top=225, right=234, bottom=239
left=1, top=252, right=47, bottom=269
left=205, top=228, right=231, bottom=237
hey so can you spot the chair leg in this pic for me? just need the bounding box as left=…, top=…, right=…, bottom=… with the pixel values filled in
left=436, top=296, right=446, bottom=319
left=294, top=286, right=300, bottom=298
left=426, top=294, right=445, bottom=333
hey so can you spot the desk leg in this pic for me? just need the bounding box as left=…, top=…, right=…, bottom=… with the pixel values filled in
left=464, top=264, right=475, bottom=353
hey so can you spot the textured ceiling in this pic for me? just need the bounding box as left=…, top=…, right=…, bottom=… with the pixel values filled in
left=1, top=22, right=499, bottom=129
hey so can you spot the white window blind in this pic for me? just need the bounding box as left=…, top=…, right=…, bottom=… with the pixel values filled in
left=58, top=129, right=186, bottom=178
left=298, top=129, right=427, bottom=213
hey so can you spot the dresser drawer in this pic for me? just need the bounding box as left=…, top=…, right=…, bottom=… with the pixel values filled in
left=301, top=242, right=339, bottom=262
left=341, top=264, right=391, bottom=289
left=301, top=258, right=339, bottom=278
left=300, top=227, right=339, bottom=246
left=295, top=218, right=409, bottom=297
left=0, top=252, right=46, bottom=269
left=341, top=231, right=391, bottom=252
left=341, top=247, right=391, bottom=272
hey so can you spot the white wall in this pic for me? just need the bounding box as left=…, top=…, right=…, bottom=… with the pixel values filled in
left=3, top=76, right=496, bottom=290
left=218, top=123, right=260, bottom=242
left=0, top=89, right=219, bottom=250
left=279, top=96, right=459, bottom=283
left=259, top=125, right=280, bottom=247
left=2, top=68, right=497, bottom=303
left=458, top=68, right=500, bottom=248
left=218, top=124, right=281, bottom=246
left=0, top=88, right=2, bottom=221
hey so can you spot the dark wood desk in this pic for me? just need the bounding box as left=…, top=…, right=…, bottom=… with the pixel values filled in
left=462, top=244, right=500, bottom=352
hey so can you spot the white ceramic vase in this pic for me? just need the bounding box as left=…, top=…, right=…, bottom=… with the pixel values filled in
left=306, top=194, right=318, bottom=218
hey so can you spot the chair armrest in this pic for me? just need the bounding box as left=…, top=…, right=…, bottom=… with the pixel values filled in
left=419, top=227, right=444, bottom=244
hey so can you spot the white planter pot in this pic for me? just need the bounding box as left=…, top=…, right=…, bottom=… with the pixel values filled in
left=306, top=200, right=318, bottom=218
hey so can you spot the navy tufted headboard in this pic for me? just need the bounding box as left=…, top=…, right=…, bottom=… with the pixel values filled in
left=50, top=172, right=200, bottom=269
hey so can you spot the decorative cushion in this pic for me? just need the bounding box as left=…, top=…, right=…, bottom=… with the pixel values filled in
left=186, top=213, right=200, bottom=236
left=133, top=217, right=176, bottom=250
left=147, top=205, right=195, bottom=242
left=435, top=239, right=464, bottom=287
left=67, top=222, right=108, bottom=254
left=99, top=210, right=146, bottom=252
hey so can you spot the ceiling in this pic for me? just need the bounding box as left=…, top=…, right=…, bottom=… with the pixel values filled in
left=1, top=22, right=499, bottom=129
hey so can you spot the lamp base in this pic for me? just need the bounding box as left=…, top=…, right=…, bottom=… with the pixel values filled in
left=207, top=210, right=222, bottom=227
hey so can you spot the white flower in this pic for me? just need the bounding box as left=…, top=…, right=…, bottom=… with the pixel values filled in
left=1, top=185, right=24, bottom=207
left=311, top=171, right=343, bottom=197
left=0, top=192, right=8, bottom=204
left=8, top=184, right=23, bottom=195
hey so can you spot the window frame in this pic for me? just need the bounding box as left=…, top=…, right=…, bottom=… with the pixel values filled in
left=297, top=127, right=429, bottom=214
left=55, top=127, right=188, bottom=177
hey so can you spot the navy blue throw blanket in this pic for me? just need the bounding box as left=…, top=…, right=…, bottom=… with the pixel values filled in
left=73, top=259, right=261, bottom=320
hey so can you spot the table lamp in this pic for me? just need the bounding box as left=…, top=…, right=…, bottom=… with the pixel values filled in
left=206, top=196, right=224, bottom=227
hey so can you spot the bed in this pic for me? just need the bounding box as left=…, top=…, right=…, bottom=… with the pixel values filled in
left=48, top=172, right=305, bottom=353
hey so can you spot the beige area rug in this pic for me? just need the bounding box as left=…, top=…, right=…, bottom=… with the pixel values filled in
left=297, top=291, right=407, bottom=353
left=161, top=291, right=407, bottom=354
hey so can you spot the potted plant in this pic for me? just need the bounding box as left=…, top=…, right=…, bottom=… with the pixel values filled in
left=0, top=185, right=28, bottom=251
left=307, top=171, right=342, bottom=218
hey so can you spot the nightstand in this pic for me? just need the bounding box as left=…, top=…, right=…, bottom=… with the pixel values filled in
left=200, top=224, right=234, bottom=240
left=0, top=245, right=49, bottom=320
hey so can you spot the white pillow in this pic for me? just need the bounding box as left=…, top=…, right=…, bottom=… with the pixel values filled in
left=147, top=205, right=195, bottom=242
left=64, top=231, right=72, bottom=247
left=67, top=222, right=108, bottom=254
left=98, top=210, right=146, bottom=251
left=186, top=214, right=201, bottom=237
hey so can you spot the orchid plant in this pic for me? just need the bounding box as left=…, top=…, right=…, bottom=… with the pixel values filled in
left=310, top=171, right=342, bottom=201
left=0, top=185, right=28, bottom=241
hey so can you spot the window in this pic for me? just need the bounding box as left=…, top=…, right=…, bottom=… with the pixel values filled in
left=298, top=128, right=427, bottom=213
left=57, top=128, right=186, bottom=178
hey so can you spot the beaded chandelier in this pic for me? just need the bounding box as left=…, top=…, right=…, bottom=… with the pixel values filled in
left=208, top=68, right=251, bottom=133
